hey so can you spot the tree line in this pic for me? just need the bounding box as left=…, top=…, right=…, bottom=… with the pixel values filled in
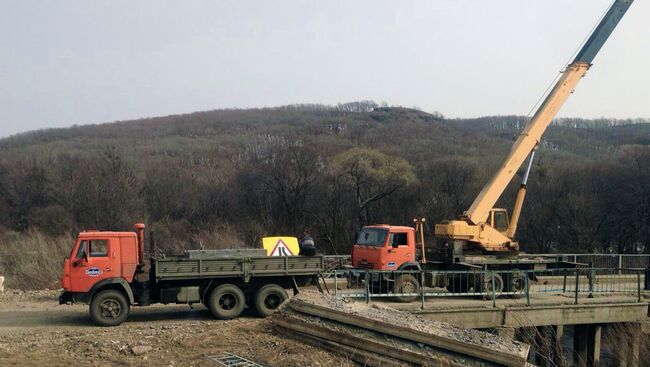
left=0, top=105, right=648, bottom=256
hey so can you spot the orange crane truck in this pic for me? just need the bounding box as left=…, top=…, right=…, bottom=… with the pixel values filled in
left=352, top=0, right=634, bottom=298
left=59, top=223, right=323, bottom=326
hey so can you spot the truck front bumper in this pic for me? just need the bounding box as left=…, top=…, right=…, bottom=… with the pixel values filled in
left=59, top=291, right=90, bottom=305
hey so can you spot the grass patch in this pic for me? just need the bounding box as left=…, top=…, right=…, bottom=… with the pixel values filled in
left=0, top=230, right=72, bottom=290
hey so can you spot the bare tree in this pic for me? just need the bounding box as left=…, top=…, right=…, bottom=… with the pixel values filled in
left=330, top=148, right=416, bottom=224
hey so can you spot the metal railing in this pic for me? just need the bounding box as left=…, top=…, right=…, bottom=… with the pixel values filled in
left=525, top=254, right=650, bottom=270
left=328, top=268, right=646, bottom=308
left=322, top=254, right=650, bottom=271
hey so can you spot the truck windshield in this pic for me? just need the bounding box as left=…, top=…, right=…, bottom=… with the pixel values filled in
left=75, top=241, right=87, bottom=259
left=356, top=228, right=388, bottom=247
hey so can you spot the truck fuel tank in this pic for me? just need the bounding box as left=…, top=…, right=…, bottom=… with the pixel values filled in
left=160, top=286, right=201, bottom=304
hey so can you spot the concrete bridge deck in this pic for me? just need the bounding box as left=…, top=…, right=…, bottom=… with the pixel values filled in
left=363, top=293, right=649, bottom=366
left=385, top=293, right=649, bottom=329
left=325, top=269, right=650, bottom=365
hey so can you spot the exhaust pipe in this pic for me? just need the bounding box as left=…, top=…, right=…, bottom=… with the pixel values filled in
left=134, top=223, right=146, bottom=266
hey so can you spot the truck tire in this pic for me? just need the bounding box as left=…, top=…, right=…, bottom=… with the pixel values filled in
left=508, top=272, right=525, bottom=296
left=394, top=274, right=420, bottom=303
left=89, top=290, right=130, bottom=326
left=253, top=284, right=288, bottom=317
left=482, top=273, right=504, bottom=300
left=208, top=284, right=245, bottom=320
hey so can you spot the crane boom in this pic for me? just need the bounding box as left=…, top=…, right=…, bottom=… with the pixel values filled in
left=466, top=0, right=633, bottom=225
left=464, top=62, right=589, bottom=225
left=435, top=0, right=634, bottom=254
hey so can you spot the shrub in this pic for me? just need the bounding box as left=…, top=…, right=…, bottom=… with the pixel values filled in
left=0, top=230, right=72, bottom=290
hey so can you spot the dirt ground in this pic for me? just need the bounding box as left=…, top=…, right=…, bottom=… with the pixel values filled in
left=0, top=289, right=355, bottom=367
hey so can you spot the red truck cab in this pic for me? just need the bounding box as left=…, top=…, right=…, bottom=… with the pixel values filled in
left=60, top=224, right=145, bottom=306
left=351, top=225, right=419, bottom=271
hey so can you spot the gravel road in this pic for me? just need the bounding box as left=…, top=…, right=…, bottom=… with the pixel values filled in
left=0, top=289, right=355, bottom=367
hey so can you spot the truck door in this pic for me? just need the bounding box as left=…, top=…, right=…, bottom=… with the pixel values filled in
left=69, top=238, right=120, bottom=292
left=385, top=231, right=411, bottom=270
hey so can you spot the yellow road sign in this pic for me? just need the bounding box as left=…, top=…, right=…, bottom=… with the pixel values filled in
left=263, top=236, right=300, bottom=256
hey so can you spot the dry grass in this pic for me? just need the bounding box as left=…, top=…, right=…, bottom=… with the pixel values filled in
left=147, top=220, right=251, bottom=256
left=513, top=323, right=649, bottom=366
left=0, top=230, right=72, bottom=290
left=602, top=323, right=648, bottom=366
left=513, top=326, right=568, bottom=367
left=188, top=225, right=247, bottom=250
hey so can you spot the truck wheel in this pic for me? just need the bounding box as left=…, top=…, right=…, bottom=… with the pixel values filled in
left=394, top=274, right=420, bottom=303
left=254, top=284, right=288, bottom=317
left=445, top=274, right=474, bottom=294
left=482, top=273, right=504, bottom=300
left=89, top=290, right=130, bottom=326
left=508, top=272, right=526, bottom=296
left=208, top=284, right=245, bottom=320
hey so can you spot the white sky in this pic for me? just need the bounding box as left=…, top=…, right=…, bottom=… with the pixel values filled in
left=0, top=0, right=648, bottom=137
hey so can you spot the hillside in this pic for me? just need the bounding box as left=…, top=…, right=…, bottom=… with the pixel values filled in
left=1, top=104, right=649, bottom=287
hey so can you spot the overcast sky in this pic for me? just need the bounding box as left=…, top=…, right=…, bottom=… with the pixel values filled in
left=0, top=0, right=648, bottom=137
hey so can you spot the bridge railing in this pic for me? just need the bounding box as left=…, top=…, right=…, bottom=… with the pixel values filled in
left=526, top=254, right=650, bottom=270
left=323, top=254, right=650, bottom=271
left=327, top=267, right=646, bottom=308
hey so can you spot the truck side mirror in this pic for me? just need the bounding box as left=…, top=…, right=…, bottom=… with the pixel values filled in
left=391, top=241, right=399, bottom=248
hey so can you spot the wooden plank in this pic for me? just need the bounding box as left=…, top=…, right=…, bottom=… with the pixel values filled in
left=289, top=300, right=529, bottom=367
left=275, top=326, right=406, bottom=367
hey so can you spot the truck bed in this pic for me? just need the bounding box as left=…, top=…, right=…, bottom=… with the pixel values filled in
left=154, top=255, right=324, bottom=281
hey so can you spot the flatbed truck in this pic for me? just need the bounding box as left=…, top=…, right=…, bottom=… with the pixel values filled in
left=59, top=223, right=323, bottom=326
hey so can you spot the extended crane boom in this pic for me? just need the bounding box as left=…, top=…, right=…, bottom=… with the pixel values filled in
left=349, top=0, right=635, bottom=298
left=435, top=0, right=633, bottom=256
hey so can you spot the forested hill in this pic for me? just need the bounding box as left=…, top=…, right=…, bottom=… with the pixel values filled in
left=0, top=103, right=649, bottom=257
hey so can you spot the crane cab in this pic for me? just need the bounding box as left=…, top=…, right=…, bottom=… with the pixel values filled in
left=487, top=209, right=510, bottom=235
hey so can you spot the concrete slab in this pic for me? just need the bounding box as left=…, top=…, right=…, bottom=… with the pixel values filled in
left=411, top=303, right=648, bottom=328
left=503, top=303, right=648, bottom=327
